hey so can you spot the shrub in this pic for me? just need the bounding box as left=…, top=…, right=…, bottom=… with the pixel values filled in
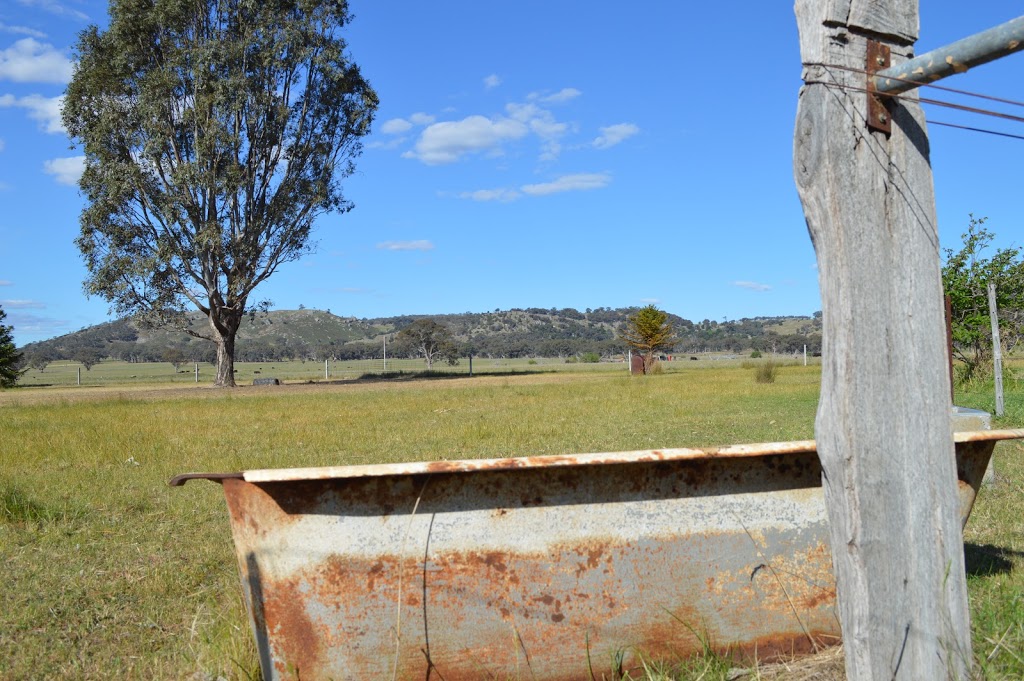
left=527, top=359, right=538, bottom=365
left=750, top=350, right=762, bottom=358
left=755, top=359, right=777, bottom=384
left=581, top=352, right=600, bottom=363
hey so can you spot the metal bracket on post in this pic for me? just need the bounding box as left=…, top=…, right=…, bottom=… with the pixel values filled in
left=866, top=40, right=892, bottom=135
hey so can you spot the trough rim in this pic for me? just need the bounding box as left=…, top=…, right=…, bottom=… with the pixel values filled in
left=168, top=428, right=1024, bottom=487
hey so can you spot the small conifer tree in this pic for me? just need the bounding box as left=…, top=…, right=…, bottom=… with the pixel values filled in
left=0, top=305, right=24, bottom=388
left=619, top=305, right=677, bottom=374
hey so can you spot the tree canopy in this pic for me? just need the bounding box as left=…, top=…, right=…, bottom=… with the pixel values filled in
left=942, top=216, right=1023, bottom=382
left=0, top=305, right=24, bottom=388
left=73, top=347, right=103, bottom=371
left=619, top=305, right=677, bottom=374
left=394, top=319, right=459, bottom=370
left=63, top=0, right=378, bottom=386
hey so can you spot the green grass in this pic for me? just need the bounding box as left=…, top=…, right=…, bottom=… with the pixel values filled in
left=15, top=354, right=818, bottom=388
left=955, top=365, right=1024, bottom=681
left=0, top=361, right=1021, bottom=679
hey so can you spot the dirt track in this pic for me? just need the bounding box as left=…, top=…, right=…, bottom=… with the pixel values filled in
left=0, top=371, right=593, bottom=407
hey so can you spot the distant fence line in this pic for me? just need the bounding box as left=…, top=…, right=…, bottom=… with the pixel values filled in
left=16, top=355, right=637, bottom=387
left=14, top=353, right=817, bottom=388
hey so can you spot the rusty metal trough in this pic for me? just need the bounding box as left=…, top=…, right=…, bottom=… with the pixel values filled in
left=171, top=430, right=1023, bottom=681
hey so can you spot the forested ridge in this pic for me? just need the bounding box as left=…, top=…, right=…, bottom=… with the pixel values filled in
left=19, top=307, right=822, bottom=365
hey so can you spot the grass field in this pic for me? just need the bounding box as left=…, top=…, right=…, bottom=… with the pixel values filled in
left=15, top=353, right=800, bottom=387
left=1, top=361, right=1021, bottom=679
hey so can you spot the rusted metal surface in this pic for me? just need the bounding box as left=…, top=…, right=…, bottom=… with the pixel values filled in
left=172, top=430, right=1023, bottom=680
left=866, top=39, right=893, bottom=134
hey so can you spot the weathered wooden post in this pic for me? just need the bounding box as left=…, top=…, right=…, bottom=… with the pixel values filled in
left=794, top=2, right=970, bottom=678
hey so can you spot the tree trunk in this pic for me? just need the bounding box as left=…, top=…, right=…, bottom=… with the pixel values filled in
left=642, top=351, right=655, bottom=374
left=210, top=309, right=243, bottom=388
left=794, top=2, right=970, bottom=679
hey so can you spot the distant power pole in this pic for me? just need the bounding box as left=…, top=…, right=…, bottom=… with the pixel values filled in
left=988, top=282, right=1005, bottom=416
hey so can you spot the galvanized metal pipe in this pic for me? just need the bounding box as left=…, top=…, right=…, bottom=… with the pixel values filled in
left=873, top=15, right=1024, bottom=95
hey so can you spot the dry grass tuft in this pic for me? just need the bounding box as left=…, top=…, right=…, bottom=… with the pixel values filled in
left=733, top=645, right=846, bottom=680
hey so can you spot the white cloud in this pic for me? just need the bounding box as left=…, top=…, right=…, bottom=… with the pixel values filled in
left=0, top=93, right=65, bottom=133
left=538, top=141, right=561, bottom=162
left=530, top=117, right=568, bottom=139
left=640, top=298, right=660, bottom=304
left=380, top=113, right=435, bottom=136
left=5, top=310, right=69, bottom=337
left=16, top=0, right=89, bottom=22
left=402, top=100, right=574, bottom=165
left=0, top=38, right=73, bottom=83
left=0, top=298, right=45, bottom=308
left=409, top=112, right=435, bottom=126
left=366, top=136, right=407, bottom=150
left=458, top=188, right=521, bottom=202
left=531, top=88, right=581, bottom=104
left=403, top=115, right=528, bottom=165
left=521, top=173, right=611, bottom=196
left=483, top=74, right=501, bottom=89
left=380, top=118, right=412, bottom=134
left=397, top=90, right=579, bottom=164
left=0, top=23, right=47, bottom=39
left=733, top=281, right=772, bottom=292
left=0, top=138, right=5, bottom=152
left=376, top=240, right=435, bottom=251
left=507, top=102, right=568, bottom=138
left=0, top=280, right=13, bottom=286
left=506, top=101, right=570, bottom=161
left=593, top=123, right=639, bottom=149
left=43, top=155, right=84, bottom=186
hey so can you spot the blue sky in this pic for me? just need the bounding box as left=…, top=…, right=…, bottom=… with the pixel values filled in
left=1, top=1, right=1021, bottom=346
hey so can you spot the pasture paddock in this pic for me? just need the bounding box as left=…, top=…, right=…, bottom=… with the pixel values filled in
left=0, top=363, right=1021, bottom=679
left=15, top=353, right=802, bottom=388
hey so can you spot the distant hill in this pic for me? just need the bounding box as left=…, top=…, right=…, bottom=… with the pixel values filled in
left=19, top=307, right=822, bottom=363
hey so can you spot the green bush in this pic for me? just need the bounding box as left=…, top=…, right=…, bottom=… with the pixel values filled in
left=581, top=352, right=600, bottom=363
left=750, top=350, right=762, bottom=358
left=754, top=359, right=777, bottom=384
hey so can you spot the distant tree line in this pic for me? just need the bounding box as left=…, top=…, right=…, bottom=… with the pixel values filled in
left=16, top=307, right=823, bottom=369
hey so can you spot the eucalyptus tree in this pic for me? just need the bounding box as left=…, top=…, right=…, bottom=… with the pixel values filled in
left=64, top=0, right=378, bottom=386
left=395, top=319, right=459, bottom=370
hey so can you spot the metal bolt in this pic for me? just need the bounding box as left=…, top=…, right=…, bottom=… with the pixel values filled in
left=877, top=56, right=886, bottom=66
left=879, top=113, right=888, bottom=122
